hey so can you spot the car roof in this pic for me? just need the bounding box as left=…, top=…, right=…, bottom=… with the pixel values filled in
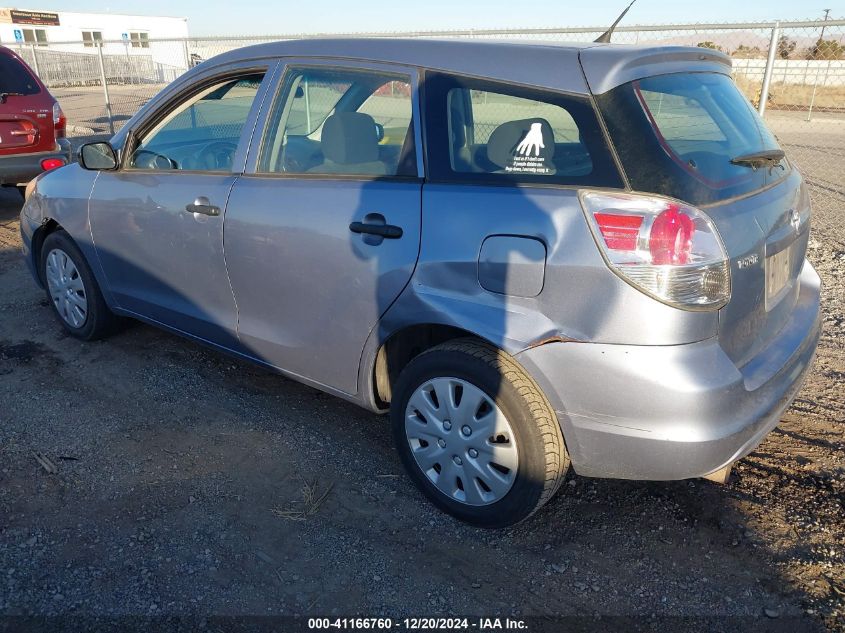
left=206, top=38, right=732, bottom=95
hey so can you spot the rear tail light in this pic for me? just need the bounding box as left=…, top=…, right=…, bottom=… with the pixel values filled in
left=52, top=102, right=66, bottom=139
left=580, top=191, right=731, bottom=310
left=40, top=158, right=65, bottom=171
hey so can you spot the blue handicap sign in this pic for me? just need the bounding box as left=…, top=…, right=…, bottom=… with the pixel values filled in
left=13, top=29, right=23, bottom=42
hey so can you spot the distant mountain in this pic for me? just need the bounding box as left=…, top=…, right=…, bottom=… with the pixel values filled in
left=621, top=29, right=829, bottom=57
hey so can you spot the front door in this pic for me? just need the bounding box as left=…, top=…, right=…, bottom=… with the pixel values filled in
left=89, top=67, right=274, bottom=346
left=224, top=61, right=423, bottom=394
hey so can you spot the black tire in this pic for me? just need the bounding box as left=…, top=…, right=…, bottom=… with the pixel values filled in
left=391, top=338, right=569, bottom=528
left=40, top=230, right=116, bottom=340
left=17, top=185, right=26, bottom=199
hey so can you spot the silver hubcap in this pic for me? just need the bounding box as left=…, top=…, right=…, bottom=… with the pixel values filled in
left=45, top=248, right=88, bottom=328
left=405, top=377, right=519, bottom=506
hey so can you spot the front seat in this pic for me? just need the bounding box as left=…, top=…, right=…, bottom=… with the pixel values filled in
left=308, top=112, right=387, bottom=176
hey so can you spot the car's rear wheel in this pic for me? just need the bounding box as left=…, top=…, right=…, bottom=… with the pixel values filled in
left=391, top=338, right=569, bottom=528
left=41, top=230, right=115, bottom=340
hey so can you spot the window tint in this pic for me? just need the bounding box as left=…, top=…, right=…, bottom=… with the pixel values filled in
left=425, top=72, right=623, bottom=188
left=0, top=53, right=40, bottom=95
left=596, top=72, right=788, bottom=205
left=260, top=67, right=416, bottom=177
left=128, top=73, right=264, bottom=172
left=638, top=74, right=782, bottom=176
left=639, top=90, right=727, bottom=143
left=448, top=88, right=591, bottom=177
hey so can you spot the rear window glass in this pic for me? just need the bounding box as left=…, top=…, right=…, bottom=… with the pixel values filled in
left=424, top=72, right=624, bottom=188
left=0, top=53, right=40, bottom=95
left=597, top=72, right=788, bottom=205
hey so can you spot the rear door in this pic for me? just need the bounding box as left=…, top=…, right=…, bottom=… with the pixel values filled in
left=594, top=71, right=808, bottom=367
left=224, top=60, right=423, bottom=394
left=0, top=48, right=51, bottom=156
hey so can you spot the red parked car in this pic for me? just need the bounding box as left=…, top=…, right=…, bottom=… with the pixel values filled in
left=0, top=45, right=71, bottom=194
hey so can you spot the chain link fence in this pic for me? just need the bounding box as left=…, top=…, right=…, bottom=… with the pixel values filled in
left=10, top=18, right=845, bottom=245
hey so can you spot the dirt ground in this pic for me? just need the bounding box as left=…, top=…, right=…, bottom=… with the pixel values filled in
left=0, top=185, right=842, bottom=632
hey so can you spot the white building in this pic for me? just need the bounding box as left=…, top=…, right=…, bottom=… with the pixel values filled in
left=0, top=8, right=188, bottom=48
left=0, top=8, right=191, bottom=84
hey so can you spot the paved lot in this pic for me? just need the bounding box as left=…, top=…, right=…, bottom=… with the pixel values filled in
left=0, top=186, right=843, bottom=631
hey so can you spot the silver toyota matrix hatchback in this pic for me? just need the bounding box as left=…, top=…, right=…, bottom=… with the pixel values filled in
left=20, top=39, right=821, bottom=527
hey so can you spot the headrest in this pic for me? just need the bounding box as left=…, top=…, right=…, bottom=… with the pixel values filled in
left=486, top=118, right=555, bottom=175
left=321, top=112, right=380, bottom=164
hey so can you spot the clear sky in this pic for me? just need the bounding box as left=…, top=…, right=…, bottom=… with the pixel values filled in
left=19, top=1, right=839, bottom=36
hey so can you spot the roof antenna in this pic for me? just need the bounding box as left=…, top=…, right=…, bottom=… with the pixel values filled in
left=594, top=0, right=638, bottom=43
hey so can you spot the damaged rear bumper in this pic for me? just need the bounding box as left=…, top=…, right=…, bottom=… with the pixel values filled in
left=515, top=261, right=821, bottom=480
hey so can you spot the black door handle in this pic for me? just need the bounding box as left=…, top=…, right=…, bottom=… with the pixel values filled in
left=186, top=196, right=220, bottom=216
left=349, top=221, right=403, bottom=239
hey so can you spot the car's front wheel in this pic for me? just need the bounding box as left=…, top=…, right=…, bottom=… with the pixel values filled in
left=391, top=339, right=569, bottom=528
left=41, top=230, right=115, bottom=340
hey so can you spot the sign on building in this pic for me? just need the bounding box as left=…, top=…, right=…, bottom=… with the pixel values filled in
left=2, top=9, right=61, bottom=26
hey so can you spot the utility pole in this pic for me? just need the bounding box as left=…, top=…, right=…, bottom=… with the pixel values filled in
left=820, top=9, right=831, bottom=42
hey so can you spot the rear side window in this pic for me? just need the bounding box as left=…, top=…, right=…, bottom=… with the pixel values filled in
left=0, top=53, right=40, bottom=95
left=424, top=72, right=623, bottom=188
left=597, top=72, right=788, bottom=205
left=259, top=66, right=417, bottom=178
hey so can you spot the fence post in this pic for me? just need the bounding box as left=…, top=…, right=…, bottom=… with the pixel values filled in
left=28, top=43, right=41, bottom=78
left=183, top=39, right=191, bottom=72
left=807, top=58, right=832, bottom=122
left=758, top=21, right=780, bottom=117
left=97, top=43, right=116, bottom=135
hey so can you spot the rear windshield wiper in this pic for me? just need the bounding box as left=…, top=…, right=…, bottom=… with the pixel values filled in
left=730, top=149, right=786, bottom=167
left=0, top=92, right=24, bottom=103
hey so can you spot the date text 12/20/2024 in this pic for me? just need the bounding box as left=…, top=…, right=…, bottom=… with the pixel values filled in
left=308, top=618, right=528, bottom=630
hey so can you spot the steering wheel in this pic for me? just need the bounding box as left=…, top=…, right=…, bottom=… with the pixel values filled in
left=194, top=141, right=239, bottom=171
left=131, top=149, right=178, bottom=170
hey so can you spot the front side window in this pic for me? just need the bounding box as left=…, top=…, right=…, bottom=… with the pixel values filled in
left=424, top=72, right=623, bottom=187
left=128, top=73, right=264, bottom=172
left=259, top=66, right=416, bottom=177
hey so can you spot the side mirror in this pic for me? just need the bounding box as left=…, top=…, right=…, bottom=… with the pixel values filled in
left=79, top=142, right=118, bottom=170
left=374, top=122, right=385, bottom=142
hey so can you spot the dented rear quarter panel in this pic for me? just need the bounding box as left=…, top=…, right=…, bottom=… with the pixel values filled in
left=359, top=183, right=719, bottom=399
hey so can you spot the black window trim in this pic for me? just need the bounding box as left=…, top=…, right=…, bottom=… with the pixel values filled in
left=421, top=70, right=625, bottom=190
